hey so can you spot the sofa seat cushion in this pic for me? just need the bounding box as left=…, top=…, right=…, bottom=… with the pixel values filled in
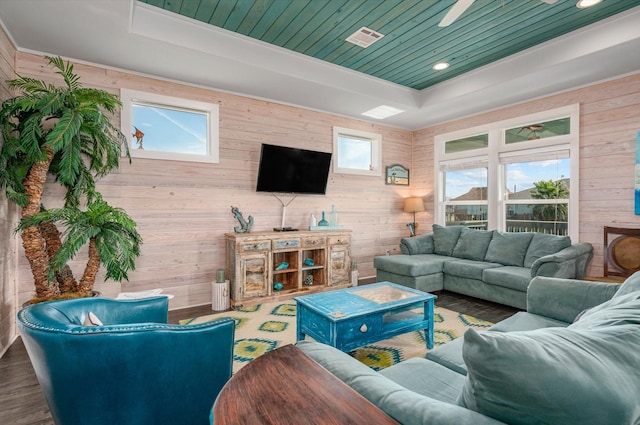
left=425, top=337, right=467, bottom=375
left=481, top=266, right=531, bottom=292
left=380, top=357, right=466, bottom=404
left=459, top=297, right=640, bottom=425
left=427, top=313, right=570, bottom=377
left=484, top=232, right=533, bottom=267
left=523, top=233, right=571, bottom=268
left=374, top=254, right=451, bottom=277
left=443, top=259, right=502, bottom=281
left=452, top=228, right=494, bottom=261
left=487, top=311, right=568, bottom=332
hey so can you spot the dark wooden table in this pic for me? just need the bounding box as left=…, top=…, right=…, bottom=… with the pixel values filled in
left=212, top=344, right=399, bottom=424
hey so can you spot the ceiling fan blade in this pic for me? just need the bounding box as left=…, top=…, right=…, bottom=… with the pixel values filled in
left=438, top=0, right=475, bottom=27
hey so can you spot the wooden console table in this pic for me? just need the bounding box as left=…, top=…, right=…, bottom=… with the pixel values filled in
left=225, top=230, right=352, bottom=307
left=212, top=344, right=399, bottom=424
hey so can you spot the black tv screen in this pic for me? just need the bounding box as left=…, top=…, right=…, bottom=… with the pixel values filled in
left=256, top=144, right=332, bottom=195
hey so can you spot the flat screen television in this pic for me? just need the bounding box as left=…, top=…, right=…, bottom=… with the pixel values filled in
left=256, top=144, right=332, bottom=195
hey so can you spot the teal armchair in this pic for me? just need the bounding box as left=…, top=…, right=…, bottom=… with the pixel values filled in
left=17, top=296, right=235, bottom=425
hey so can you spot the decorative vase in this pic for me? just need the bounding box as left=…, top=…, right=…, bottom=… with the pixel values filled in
left=318, top=211, right=329, bottom=226
left=329, top=205, right=338, bottom=226
left=309, top=213, right=317, bottom=227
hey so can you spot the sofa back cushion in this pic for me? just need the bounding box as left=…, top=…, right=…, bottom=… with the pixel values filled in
left=432, top=224, right=463, bottom=256
left=484, top=232, right=533, bottom=267
left=459, top=297, right=640, bottom=425
left=452, top=228, right=494, bottom=261
left=523, top=233, right=571, bottom=268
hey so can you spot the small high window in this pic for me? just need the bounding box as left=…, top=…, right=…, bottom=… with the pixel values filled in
left=333, top=127, right=382, bottom=176
left=121, top=89, right=219, bottom=163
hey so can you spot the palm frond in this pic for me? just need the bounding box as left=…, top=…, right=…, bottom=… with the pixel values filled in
left=7, top=75, right=56, bottom=94
left=76, top=88, right=122, bottom=112
left=47, top=56, right=81, bottom=91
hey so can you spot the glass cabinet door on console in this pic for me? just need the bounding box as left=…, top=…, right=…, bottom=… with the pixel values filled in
left=239, top=253, right=269, bottom=299
left=328, top=235, right=351, bottom=286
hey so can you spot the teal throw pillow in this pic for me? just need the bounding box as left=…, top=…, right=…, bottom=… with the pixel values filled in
left=400, top=234, right=434, bottom=255
left=452, top=228, right=494, bottom=261
left=459, top=322, right=640, bottom=425
left=523, top=233, right=571, bottom=268
left=614, top=270, right=640, bottom=298
left=432, top=224, right=463, bottom=256
left=572, top=291, right=640, bottom=328
left=484, top=232, right=533, bottom=267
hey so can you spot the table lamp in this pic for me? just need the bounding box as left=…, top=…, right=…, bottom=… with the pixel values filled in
left=404, top=197, right=425, bottom=237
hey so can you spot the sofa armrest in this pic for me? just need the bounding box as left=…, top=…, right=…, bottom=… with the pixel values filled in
left=296, top=341, right=506, bottom=425
left=530, top=242, right=593, bottom=279
left=400, top=234, right=435, bottom=255
left=527, top=276, right=619, bottom=323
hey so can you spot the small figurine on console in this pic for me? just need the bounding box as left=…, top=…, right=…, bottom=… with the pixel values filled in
left=231, top=206, right=253, bottom=233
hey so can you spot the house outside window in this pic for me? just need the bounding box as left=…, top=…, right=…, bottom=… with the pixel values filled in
left=435, top=105, right=579, bottom=241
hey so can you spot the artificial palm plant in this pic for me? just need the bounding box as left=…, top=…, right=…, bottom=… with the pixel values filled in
left=0, top=56, right=141, bottom=302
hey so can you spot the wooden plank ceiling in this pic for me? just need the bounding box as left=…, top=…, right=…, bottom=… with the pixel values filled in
left=139, top=0, right=640, bottom=90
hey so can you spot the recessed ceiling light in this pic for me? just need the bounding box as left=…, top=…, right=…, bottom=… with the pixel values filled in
left=433, top=62, right=450, bottom=71
left=576, top=0, right=602, bottom=8
left=362, top=105, right=405, bottom=119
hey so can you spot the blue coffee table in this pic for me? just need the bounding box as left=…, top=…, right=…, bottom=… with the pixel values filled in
left=294, top=282, right=436, bottom=352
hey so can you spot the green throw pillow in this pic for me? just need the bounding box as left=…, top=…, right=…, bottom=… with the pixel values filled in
left=459, top=318, right=640, bottom=425
left=614, top=270, right=640, bottom=298
left=452, top=228, right=494, bottom=261
left=432, top=224, right=463, bottom=256
left=523, top=233, right=571, bottom=268
left=572, top=291, right=640, bottom=328
left=484, top=232, right=533, bottom=267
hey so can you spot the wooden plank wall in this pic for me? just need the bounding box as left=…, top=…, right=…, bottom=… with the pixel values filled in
left=413, top=72, right=640, bottom=277
left=0, top=26, right=18, bottom=355
left=9, top=51, right=638, bottom=312
left=13, top=52, right=414, bottom=309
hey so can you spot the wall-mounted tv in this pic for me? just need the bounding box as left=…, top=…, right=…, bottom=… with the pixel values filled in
left=256, top=144, right=332, bottom=195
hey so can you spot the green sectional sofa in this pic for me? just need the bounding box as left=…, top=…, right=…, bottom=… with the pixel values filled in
left=374, top=225, right=593, bottom=309
left=297, top=273, right=640, bottom=425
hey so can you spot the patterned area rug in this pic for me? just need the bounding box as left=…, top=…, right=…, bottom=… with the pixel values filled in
left=181, top=301, right=492, bottom=373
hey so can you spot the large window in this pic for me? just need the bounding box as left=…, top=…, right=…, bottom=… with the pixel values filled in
left=435, top=105, right=579, bottom=240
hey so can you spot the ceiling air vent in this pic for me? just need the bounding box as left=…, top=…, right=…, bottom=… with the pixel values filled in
left=346, top=27, right=385, bottom=48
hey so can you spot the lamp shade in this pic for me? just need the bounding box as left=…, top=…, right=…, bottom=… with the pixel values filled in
left=404, top=197, right=425, bottom=213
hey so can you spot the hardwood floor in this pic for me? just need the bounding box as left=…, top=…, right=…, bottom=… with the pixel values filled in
left=0, top=291, right=518, bottom=425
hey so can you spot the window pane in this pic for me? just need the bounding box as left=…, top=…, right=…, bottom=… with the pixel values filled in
left=445, top=205, right=488, bottom=229
left=505, top=117, right=570, bottom=144
left=505, top=158, right=570, bottom=200
left=506, top=203, right=568, bottom=235
left=444, top=167, right=487, bottom=200
left=337, top=135, right=371, bottom=170
left=445, top=134, right=488, bottom=154
left=132, top=103, right=208, bottom=154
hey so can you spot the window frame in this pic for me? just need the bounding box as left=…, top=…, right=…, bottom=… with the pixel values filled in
left=332, top=126, right=382, bottom=176
left=120, top=88, right=219, bottom=163
left=434, top=104, right=580, bottom=241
